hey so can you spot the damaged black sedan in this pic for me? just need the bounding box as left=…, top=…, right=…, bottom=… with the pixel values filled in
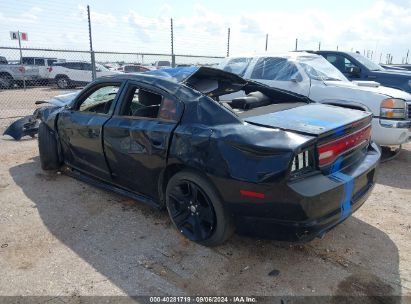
left=35, top=66, right=380, bottom=246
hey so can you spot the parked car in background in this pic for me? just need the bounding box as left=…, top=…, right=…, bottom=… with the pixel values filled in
left=102, top=63, right=120, bottom=71
left=116, top=64, right=151, bottom=73
left=218, top=53, right=411, bottom=146
left=0, top=57, right=40, bottom=88
left=22, top=57, right=60, bottom=84
left=312, top=51, right=411, bottom=94
left=154, top=60, right=171, bottom=69
left=49, top=61, right=120, bottom=89
left=34, top=66, right=379, bottom=245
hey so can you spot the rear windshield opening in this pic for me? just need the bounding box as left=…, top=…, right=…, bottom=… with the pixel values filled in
left=222, top=90, right=308, bottom=118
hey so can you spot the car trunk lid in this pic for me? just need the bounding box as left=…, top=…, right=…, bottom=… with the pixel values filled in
left=245, top=103, right=370, bottom=137
left=245, top=103, right=372, bottom=169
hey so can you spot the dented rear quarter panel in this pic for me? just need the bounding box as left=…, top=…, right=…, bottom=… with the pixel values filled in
left=167, top=93, right=316, bottom=208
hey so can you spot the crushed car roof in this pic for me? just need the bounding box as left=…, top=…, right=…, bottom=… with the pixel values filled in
left=102, top=66, right=307, bottom=101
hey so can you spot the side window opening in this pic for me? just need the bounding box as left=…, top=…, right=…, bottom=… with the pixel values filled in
left=121, top=85, right=178, bottom=120
left=344, top=57, right=357, bottom=71
left=77, top=84, right=120, bottom=114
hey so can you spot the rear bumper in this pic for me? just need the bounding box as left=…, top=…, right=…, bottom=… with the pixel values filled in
left=232, top=142, right=380, bottom=241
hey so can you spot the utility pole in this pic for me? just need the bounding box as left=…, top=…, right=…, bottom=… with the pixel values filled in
left=87, top=5, right=96, bottom=81
left=406, top=49, right=409, bottom=64
left=337, top=45, right=339, bottom=51
left=265, top=34, right=268, bottom=51
left=318, top=41, right=321, bottom=51
left=227, top=28, right=230, bottom=57
left=295, top=38, right=298, bottom=51
left=170, top=18, right=175, bottom=67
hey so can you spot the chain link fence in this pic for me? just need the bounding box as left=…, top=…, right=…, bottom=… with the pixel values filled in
left=0, top=1, right=230, bottom=128
left=0, top=47, right=224, bottom=128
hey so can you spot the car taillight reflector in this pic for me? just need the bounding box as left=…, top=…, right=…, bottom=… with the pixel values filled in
left=317, top=125, right=371, bottom=166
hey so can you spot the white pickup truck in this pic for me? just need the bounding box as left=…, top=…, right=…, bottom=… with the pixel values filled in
left=22, top=57, right=59, bottom=83
left=0, top=56, right=40, bottom=88
left=218, top=53, right=411, bottom=147
left=49, top=61, right=120, bottom=89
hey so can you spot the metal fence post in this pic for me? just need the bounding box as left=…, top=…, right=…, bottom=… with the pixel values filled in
left=227, top=28, right=230, bottom=57
left=171, top=18, right=175, bottom=68
left=17, top=30, right=26, bottom=90
left=87, top=5, right=96, bottom=80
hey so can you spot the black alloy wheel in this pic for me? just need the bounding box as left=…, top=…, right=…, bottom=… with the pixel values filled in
left=167, top=180, right=216, bottom=241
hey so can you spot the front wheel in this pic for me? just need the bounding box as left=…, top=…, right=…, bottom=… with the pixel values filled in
left=165, top=171, right=234, bottom=246
left=38, top=122, right=62, bottom=170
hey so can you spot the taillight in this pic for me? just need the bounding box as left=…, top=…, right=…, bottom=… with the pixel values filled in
left=48, top=67, right=53, bottom=72
left=317, top=125, right=371, bottom=166
left=290, top=148, right=315, bottom=178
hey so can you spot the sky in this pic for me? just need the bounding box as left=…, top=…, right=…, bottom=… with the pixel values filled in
left=0, top=0, right=410, bottom=64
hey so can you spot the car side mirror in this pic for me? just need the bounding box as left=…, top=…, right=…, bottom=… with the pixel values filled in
left=348, top=66, right=361, bottom=75
left=290, top=73, right=303, bottom=83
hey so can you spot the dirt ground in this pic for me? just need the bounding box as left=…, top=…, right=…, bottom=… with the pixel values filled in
left=0, top=135, right=410, bottom=299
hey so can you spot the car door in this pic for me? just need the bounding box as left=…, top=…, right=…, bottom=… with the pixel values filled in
left=57, top=81, right=124, bottom=181
left=245, top=57, right=310, bottom=96
left=103, top=81, right=182, bottom=200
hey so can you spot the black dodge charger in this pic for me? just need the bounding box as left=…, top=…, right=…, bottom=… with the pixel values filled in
left=36, top=66, right=380, bottom=246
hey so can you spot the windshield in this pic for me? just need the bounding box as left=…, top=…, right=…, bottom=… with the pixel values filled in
left=350, top=52, right=384, bottom=71
left=296, top=56, right=348, bottom=81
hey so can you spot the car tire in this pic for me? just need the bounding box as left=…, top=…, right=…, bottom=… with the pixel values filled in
left=38, top=122, right=61, bottom=171
left=56, top=76, right=70, bottom=89
left=165, top=170, right=234, bottom=246
left=0, top=74, right=14, bottom=89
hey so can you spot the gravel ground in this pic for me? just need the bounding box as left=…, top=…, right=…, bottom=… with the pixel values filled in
left=0, top=135, right=410, bottom=299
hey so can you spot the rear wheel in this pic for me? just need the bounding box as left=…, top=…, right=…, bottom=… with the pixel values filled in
left=166, top=171, right=234, bottom=246
left=56, top=76, right=70, bottom=89
left=38, top=122, right=61, bottom=170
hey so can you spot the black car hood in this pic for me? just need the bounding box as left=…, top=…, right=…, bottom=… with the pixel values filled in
left=37, top=91, right=80, bottom=107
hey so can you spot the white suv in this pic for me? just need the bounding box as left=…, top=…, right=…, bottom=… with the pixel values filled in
left=49, top=61, right=120, bottom=89
left=218, top=53, right=411, bottom=147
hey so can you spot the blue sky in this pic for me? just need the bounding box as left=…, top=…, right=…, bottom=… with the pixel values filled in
left=0, top=0, right=410, bottom=63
